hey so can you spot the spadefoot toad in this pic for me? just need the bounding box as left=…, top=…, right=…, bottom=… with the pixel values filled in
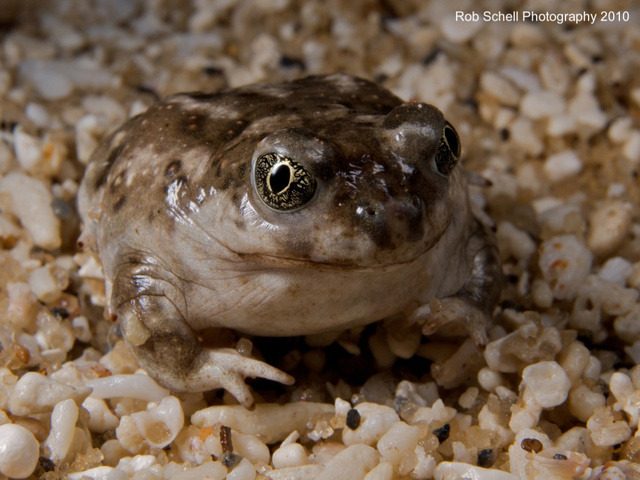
left=78, top=74, right=502, bottom=408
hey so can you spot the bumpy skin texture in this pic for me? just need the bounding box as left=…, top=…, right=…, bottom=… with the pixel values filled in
left=78, top=74, right=502, bottom=408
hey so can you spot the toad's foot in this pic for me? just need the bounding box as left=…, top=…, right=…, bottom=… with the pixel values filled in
left=186, top=348, right=294, bottom=409
left=410, top=297, right=490, bottom=347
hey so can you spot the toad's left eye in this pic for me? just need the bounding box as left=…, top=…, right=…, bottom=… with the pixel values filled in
left=254, top=153, right=317, bottom=211
left=434, top=122, right=461, bottom=176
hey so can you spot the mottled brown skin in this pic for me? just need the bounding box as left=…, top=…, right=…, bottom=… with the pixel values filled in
left=78, top=74, right=502, bottom=408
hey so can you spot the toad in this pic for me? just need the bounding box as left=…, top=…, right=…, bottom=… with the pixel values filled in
left=78, top=74, right=502, bottom=408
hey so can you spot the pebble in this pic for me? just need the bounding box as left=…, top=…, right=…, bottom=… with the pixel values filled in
left=607, top=117, right=633, bottom=144
left=586, top=202, right=632, bottom=257
left=191, top=402, right=334, bottom=444
left=632, top=87, right=640, bottom=108
left=19, top=60, right=73, bottom=100
left=587, top=407, right=631, bottom=447
left=0, top=172, right=61, bottom=250
left=0, top=423, right=39, bottom=479
left=28, top=264, right=64, bottom=303
left=85, top=373, right=170, bottom=402
left=543, top=150, right=583, bottom=182
left=434, top=461, right=518, bottom=480
left=316, top=444, right=379, bottom=480
left=67, top=466, right=116, bottom=480
left=568, top=91, right=608, bottom=138
left=227, top=458, right=257, bottom=480
left=622, top=131, right=640, bottom=166
left=546, top=114, right=576, bottom=137
left=609, top=372, right=640, bottom=428
left=342, top=403, right=400, bottom=447
left=598, top=257, right=634, bottom=286
left=496, top=222, right=536, bottom=262
left=479, top=72, right=520, bottom=106
left=13, top=128, right=42, bottom=172
left=46, top=398, right=79, bottom=462
left=509, top=117, right=543, bottom=156
left=520, top=90, right=565, bottom=120
left=568, top=384, right=606, bottom=422
left=272, top=442, right=308, bottom=469
left=267, top=464, right=323, bottom=480
left=8, top=372, right=91, bottom=416
left=538, top=235, right=593, bottom=300
left=25, top=102, right=50, bottom=127
left=440, top=15, right=482, bottom=43
left=130, top=396, right=184, bottom=449
left=377, top=421, right=424, bottom=474
left=82, top=397, right=119, bottom=433
left=522, top=361, right=571, bottom=408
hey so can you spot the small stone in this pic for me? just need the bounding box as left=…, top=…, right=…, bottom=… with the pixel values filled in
left=568, top=91, right=607, bottom=138
left=598, top=257, right=634, bottom=286
left=510, top=117, right=543, bottom=156
left=539, top=235, right=592, bottom=300
left=13, top=128, right=42, bottom=172
left=0, top=423, right=39, bottom=479
left=0, top=172, right=61, bottom=250
left=608, top=117, right=633, bottom=144
left=522, top=361, right=571, bottom=408
left=440, top=16, right=482, bottom=43
left=622, top=130, right=640, bottom=166
left=520, top=90, right=565, bottom=120
left=586, top=202, right=632, bottom=257
left=543, top=150, right=583, bottom=182
left=19, top=60, right=73, bottom=100
left=547, top=114, right=576, bottom=137
left=480, top=72, right=520, bottom=107
left=630, top=87, right=640, bottom=108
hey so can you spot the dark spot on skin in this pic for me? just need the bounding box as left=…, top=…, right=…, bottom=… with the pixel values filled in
left=165, top=160, right=182, bottom=177
left=346, top=408, right=361, bottom=430
left=113, top=195, right=127, bottom=213
left=553, top=453, right=568, bottom=460
left=433, top=424, right=450, bottom=443
left=234, top=220, right=246, bottom=230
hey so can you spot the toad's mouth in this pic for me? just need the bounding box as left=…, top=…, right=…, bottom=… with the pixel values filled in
left=234, top=249, right=428, bottom=272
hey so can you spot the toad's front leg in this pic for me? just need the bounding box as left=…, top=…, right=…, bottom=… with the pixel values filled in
left=409, top=219, right=503, bottom=347
left=110, top=261, right=293, bottom=409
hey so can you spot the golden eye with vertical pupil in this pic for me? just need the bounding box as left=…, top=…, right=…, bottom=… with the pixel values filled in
left=434, top=121, right=461, bottom=176
left=254, top=153, right=317, bottom=211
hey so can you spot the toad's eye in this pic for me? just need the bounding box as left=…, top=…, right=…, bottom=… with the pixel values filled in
left=254, top=153, right=317, bottom=211
left=434, top=121, right=461, bottom=176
